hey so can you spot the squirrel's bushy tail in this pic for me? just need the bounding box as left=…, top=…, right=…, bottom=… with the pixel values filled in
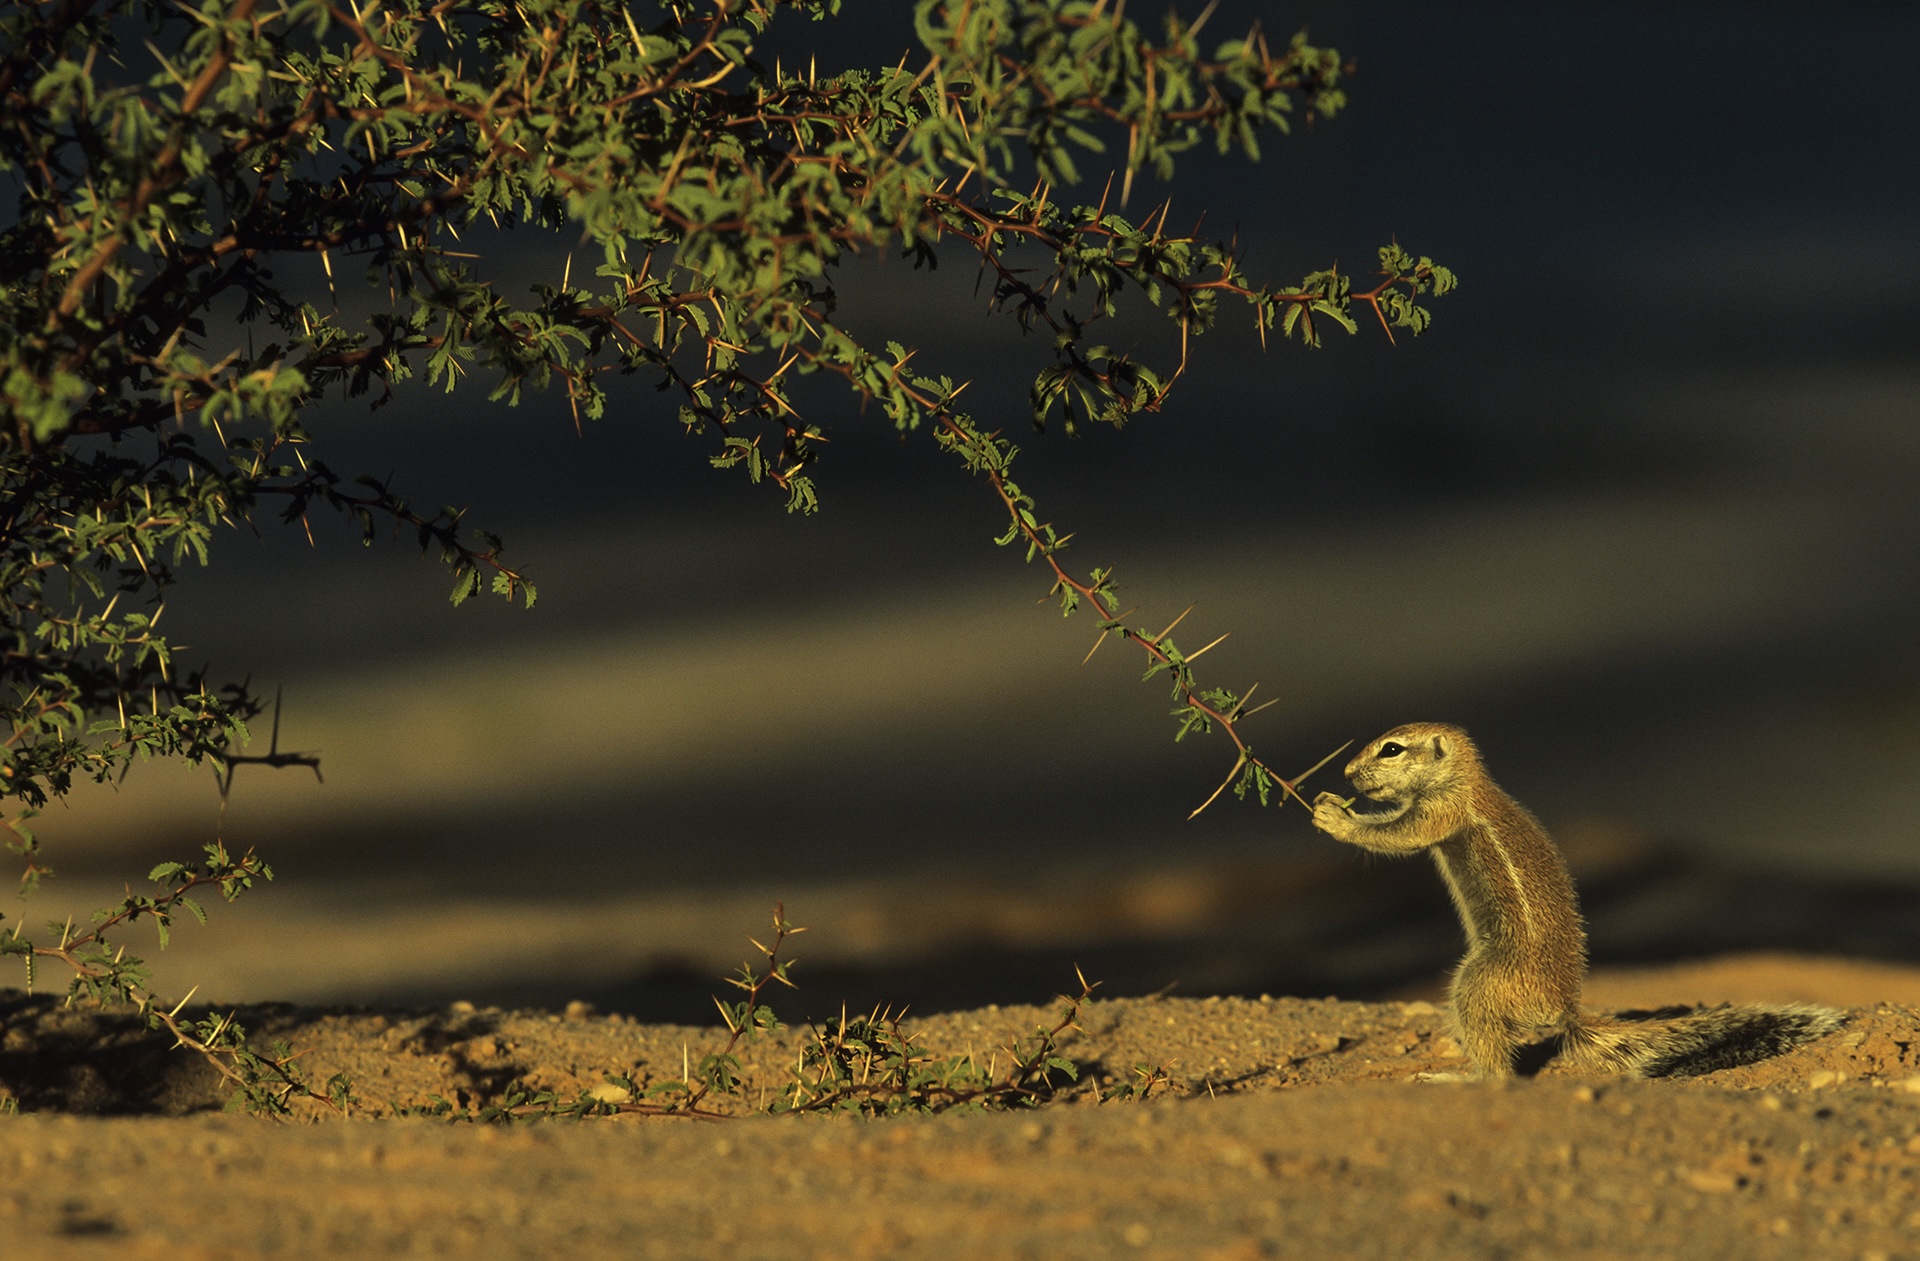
left=1564, top=1003, right=1844, bottom=1078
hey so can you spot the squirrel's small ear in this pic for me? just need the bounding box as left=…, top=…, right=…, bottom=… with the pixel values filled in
left=1431, top=734, right=1450, bottom=760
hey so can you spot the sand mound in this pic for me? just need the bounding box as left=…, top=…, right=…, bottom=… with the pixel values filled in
left=2, top=954, right=1919, bottom=1257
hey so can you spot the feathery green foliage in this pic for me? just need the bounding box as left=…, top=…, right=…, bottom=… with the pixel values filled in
left=0, top=0, right=1451, bottom=1105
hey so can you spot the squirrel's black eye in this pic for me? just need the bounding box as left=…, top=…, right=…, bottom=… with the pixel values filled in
left=1378, top=741, right=1405, bottom=758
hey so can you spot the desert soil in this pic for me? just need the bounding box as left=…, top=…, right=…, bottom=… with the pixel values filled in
left=4, top=955, right=1919, bottom=1259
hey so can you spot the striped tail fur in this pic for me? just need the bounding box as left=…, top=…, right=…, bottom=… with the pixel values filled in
left=1564, top=1003, right=1845, bottom=1078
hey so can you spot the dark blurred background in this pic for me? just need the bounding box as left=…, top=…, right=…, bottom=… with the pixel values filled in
left=28, top=1, right=1920, bottom=1019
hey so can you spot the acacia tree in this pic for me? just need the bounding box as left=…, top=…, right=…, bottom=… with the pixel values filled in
left=0, top=0, right=1451, bottom=1094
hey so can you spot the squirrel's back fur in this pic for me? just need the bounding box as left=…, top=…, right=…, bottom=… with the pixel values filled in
left=1310, top=722, right=1844, bottom=1078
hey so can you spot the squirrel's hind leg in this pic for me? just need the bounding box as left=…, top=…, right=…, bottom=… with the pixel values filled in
left=1449, top=1005, right=1524, bottom=1079
left=1446, top=950, right=1550, bottom=1078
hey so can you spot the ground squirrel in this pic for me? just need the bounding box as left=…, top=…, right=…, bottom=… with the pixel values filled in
left=1311, top=722, right=1843, bottom=1078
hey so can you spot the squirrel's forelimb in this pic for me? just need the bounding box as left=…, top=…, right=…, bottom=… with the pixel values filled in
left=1313, top=723, right=1843, bottom=1079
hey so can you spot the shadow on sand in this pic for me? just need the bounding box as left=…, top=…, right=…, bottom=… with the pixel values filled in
left=521, top=833, right=1920, bottom=1025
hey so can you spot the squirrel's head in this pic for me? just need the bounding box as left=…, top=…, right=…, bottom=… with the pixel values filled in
left=1343, top=722, right=1479, bottom=802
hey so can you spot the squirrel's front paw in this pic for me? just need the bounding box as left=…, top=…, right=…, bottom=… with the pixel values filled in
left=1312, top=791, right=1353, bottom=836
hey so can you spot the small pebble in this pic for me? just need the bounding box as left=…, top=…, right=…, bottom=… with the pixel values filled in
left=1683, top=1169, right=1739, bottom=1194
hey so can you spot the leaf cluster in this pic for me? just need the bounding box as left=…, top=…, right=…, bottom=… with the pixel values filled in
left=2, top=0, right=1449, bottom=835
left=1, top=0, right=1451, bottom=1071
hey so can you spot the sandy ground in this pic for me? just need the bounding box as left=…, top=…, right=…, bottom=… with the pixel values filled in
left=4, top=954, right=1920, bottom=1259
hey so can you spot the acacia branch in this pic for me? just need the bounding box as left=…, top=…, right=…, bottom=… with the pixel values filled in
left=48, top=0, right=260, bottom=332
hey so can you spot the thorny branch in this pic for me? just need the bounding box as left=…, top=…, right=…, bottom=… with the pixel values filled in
left=2, top=0, right=1454, bottom=1109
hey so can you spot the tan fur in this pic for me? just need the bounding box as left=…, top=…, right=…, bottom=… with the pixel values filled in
left=1311, top=723, right=1842, bottom=1078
